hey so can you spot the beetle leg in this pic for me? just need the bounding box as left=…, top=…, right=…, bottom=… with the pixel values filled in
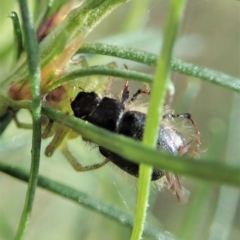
left=163, top=112, right=201, bottom=155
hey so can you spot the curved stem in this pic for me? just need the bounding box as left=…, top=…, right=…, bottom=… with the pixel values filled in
left=44, top=65, right=153, bottom=93
left=78, top=43, right=240, bottom=93
left=0, top=161, right=174, bottom=240
left=9, top=11, right=24, bottom=61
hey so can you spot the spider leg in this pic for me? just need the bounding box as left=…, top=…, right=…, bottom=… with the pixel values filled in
left=43, top=114, right=109, bottom=171
left=44, top=114, right=70, bottom=157
left=103, top=62, right=118, bottom=96
left=9, top=108, right=32, bottom=129
left=44, top=124, right=70, bottom=157
left=121, top=81, right=130, bottom=106
left=42, top=119, right=54, bottom=139
left=129, top=88, right=150, bottom=103
left=61, top=141, right=109, bottom=171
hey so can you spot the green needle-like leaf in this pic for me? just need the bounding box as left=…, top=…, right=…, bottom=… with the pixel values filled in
left=15, top=0, right=42, bottom=239
left=78, top=42, right=240, bottom=93
left=0, top=161, right=177, bottom=240
left=9, top=11, right=24, bottom=60
left=131, top=1, right=186, bottom=239
left=44, top=65, right=153, bottom=93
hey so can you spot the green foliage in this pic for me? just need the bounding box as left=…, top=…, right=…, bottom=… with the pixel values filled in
left=0, top=1, right=239, bottom=240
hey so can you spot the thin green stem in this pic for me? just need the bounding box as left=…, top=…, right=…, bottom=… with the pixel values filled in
left=34, top=0, right=56, bottom=29
left=9, top=11, right=24, bottom=60
left=15, top=0, right=42, bottom=239
left=2, top=97, right=240, bottom=187
left=131, top=1, right=186, bottom=239
left=78, top=43, right=240, bottom=93
left=0, top=161, right=177, bottom=240
left=44, top=65, right=153, bottom=93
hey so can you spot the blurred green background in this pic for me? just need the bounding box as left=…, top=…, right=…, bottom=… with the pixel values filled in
left=0, top=0, right=239, bottom=240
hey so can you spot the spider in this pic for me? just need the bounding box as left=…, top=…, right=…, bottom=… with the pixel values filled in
left=67, top=80, right=200, bottom=202
left=8, top=63, right=200, bottom=202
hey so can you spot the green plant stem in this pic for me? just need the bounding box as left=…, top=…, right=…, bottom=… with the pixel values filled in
left=15, top=0, right=42, bottom=239
left=131, top=1, right=186, bottom=239
left=2, top=97, right=240, bottom=187
left=44, top=65, right=153, bottom=93
left=34, top=0, right=56, bottom=28
left=0, top=162, right=178, bottom=240
left=78, top=42, right=240, bottom=93
left=9, top=11, right=24, bottom=60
